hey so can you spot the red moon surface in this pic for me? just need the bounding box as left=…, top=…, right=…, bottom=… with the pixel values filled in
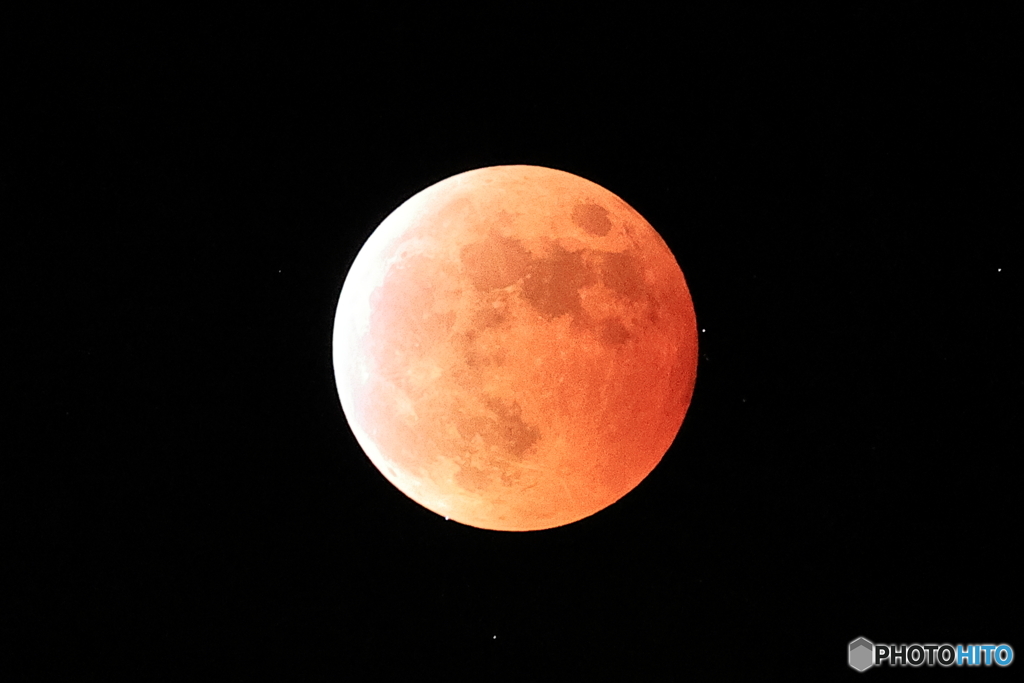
left=333, top=166, right=697, bottom=531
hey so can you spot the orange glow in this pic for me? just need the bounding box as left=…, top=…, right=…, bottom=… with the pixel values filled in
left=333, top=166, right=697, bottom=530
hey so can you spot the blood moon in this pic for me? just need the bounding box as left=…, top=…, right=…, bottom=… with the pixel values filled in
left=333, top=166, right=697, bottom=531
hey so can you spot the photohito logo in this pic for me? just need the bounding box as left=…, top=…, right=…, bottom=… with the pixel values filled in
left=849, top=637, right=1013, bottom=671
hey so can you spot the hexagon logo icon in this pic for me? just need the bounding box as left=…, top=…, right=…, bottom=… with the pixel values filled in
left=849, top=637, right=874, bottom=672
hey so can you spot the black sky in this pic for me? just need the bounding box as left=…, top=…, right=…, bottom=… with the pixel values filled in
left=8, top=6, right=1020, bottom=679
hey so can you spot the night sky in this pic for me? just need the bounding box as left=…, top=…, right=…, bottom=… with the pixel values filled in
left=9, top=6, right=1019, bottom=678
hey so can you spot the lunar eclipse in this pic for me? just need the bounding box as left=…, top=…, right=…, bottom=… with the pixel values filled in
left=333, top=166, right=697, bottom=531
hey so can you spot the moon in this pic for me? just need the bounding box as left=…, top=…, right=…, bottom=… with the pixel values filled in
left=333, top=166, right=697, bottom=531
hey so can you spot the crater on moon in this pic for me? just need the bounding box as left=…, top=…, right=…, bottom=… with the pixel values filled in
left=333, top=165, right=697, bottom=531
left=572, top=201, right=613, bottom=236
